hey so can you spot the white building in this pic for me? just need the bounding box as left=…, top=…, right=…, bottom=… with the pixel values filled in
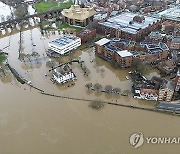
left=94, top=13, right=108, bottom=21
left=73, top=0, right=87, bottom=5
left=133, top=88, right=158, bottom=101
left=48, top=35, right=81, bottom=55
left=24, top=0, right=34, bottom=4
left=53, top=69, right=77, bottom=84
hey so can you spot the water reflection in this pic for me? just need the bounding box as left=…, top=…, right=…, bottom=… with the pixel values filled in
left=0, top=1, right=35, bottom=22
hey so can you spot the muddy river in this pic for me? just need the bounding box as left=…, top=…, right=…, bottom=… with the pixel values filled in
left=0, top=2, right=180, bottom=154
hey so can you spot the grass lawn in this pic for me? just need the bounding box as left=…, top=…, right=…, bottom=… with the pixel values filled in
left=34, top=1, right=73, bottom=13
left=0, top=53, right=7, bottom=63
left=58, top=24, right=82, bottom=33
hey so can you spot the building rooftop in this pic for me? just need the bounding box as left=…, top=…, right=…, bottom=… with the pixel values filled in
left=49, top=35, right=80, bottom=49
left=177, top=70, right=180, bottom=76
left=144, top=42, right=169, bottom=54
left=149, top=31, right=164, bottom=39
left=62, top=5, right=96, bottom=21
left=117, top=50, right=133, bottom=58
left=157, top=5, right=180, bottom=21
left=161, top=81, right=175, bottom=91
left=156, top=102, right=180, bottom=112
left=99, top=12, right=159, bottom=34
left=172, top=37, right=180, bottom=43
left=95, top=38, right=111, bottom=46
left=78, top=28, right=95, bottom=36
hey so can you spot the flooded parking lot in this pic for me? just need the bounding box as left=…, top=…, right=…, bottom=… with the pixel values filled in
left=0, top=2, right=180, bottom=154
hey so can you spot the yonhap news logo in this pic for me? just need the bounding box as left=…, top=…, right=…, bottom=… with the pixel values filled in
left=129, top=132, right=180, bottom=149
left=129, top=132, right=144, bottom=148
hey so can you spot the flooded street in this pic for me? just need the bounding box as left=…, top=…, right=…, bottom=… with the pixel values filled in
left=0, top=2, right=180, bottom=154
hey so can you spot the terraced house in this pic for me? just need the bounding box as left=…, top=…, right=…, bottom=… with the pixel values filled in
left=95, top=38, right=169, bottom=68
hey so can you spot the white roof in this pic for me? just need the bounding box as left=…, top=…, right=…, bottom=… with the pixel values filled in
left=49, top=35, right=80, bottom=49
left=117, top=50, right=133, bottom=58
left=99, top=12, right=159, bottom=34
left=95, top=38, right=110, bottom=46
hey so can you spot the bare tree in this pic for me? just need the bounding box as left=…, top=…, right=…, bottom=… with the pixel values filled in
left=26, top=54, right=31, bottom=62
left=123, top=90, right=131, bottom=95
left=31, top=52, right=40, bottom=62
left=93, top=83, right=103, bottom=92
left=105, top=85, right=113, bottom=93
left=46, top=60, right=56, bottom=68
left=113, top=88, right=121, bottom=94
left=89, top=100, right=105, bottom=110
left=19, top=53, right=27, bottom=62
left=85, top=83, right=93, bottom=90
left=14, top=4, right=28, bottom=19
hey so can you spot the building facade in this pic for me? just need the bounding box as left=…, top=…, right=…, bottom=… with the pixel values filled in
left=158, top=81, right=175, bottom=102
left=140, top=89, right=159, bottom=101
left=76, top=28, right=96, bottom=43
left=98, top=12, right=161, bottom=41
left=175, top=70, right=180, bottom=92
left=61, top=5, right=96, bottom=27
left=52, top=65, right=77, bottom=84
left=48, top=35, right=81, bottom=55
left=95, top=37, right=169, bottom=67
left=95, top=38, right=133, bottom=68
left=167, top=37, right=180, bottom=50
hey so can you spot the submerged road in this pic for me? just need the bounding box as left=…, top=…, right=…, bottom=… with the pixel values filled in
left=5, top=64, right=180, bottom=117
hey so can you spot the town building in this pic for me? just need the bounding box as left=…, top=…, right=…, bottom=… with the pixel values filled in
left=73, top=0, right=87, bottom=5
left=151, top=76, right=166, bottom=90
left=98, top=12, right=161, bottom=41
left=158, top=81, right=175, bottom=102
left=61, top=5, right=96, bottom=27
left=174, top=27, right=180, bottom=37
left=133, top=84, right=159, bottom=101
left=157, top=5, right=180, bottom=22
left=140, top=89, right=159, bottom=101
left=175, top=70, right=180, bottom=92
left=24, top=0, right=35, bottom=4
left=94, top=12, right=108, bottom=21
left=95, top=37, right=169, bottom=67
left=48, top=35, right=81, bottom=56
left=95, top=38, right=133, bottom=68
left=161, top=20, right=180, bottom=33
left=130, top=72, right=160, bottom=101
left=76, top=28, right=96, bottom=43
left=140, top=42, right=169, bottom=64
left=142, top=0, right=167, bottom=13
left=52, top=65, right=77, bottom=84
left=148, top=31, right=166, bottom=43
left=167, top=37, right=180, bottom=50
left=157, top=60, right=176, bottom=75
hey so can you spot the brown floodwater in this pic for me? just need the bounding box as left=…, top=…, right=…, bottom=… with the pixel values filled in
left=0, top=19, right=180, bottom=154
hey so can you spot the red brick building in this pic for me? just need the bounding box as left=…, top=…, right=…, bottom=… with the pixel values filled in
left=95, top=38, right=169, bottom=67
left=98, top=12, right=161, bottom=41
left=161, top=20, right=180, bottom=33
left=175, top=70, right=180, bottom=92
left=167, top=37, right=180, bottom=50
left=95, top=38, right=133, bottom=68
left=76, top=28, right=96, bottom=43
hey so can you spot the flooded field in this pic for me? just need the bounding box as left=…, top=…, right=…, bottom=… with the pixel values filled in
left=0, top=2, right=180, bottom=154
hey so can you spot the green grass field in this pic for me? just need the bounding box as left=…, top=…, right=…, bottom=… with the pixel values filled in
left=58, top=24, right=82, bottom=32
left=34, top=1, right=73, bottom=13
left=0, top=53, right=7, bottom=63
